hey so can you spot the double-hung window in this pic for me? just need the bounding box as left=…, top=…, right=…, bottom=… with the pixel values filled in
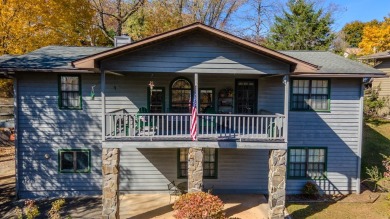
left=59, top=75, right=82, bottom=109
left=58, top=149, right=91, bottom=173
left=288, top=147, right=327, bottom=179
left=178, top=148, right=218, bottom=178
left=291, top=79, right=330, bottom=111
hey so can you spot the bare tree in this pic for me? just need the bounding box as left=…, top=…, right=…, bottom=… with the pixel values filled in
left=185, top=0, right=246, bottom=29
left=235, top=0, right=278, bottom=44
left=90, top=0, right=145, bottom=42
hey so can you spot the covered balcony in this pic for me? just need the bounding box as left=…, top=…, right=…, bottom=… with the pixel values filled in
left=101, top=73, right=289, bottom=149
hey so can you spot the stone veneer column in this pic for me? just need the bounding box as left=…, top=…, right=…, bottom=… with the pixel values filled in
left=188, top=147, right=203, bottom=193
left=102, top=148, right=120, bottom=219
left=268, top=149, right=287, bottom=219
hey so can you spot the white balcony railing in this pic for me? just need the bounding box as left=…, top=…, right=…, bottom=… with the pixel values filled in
left=105, top=112, right=285, bottom=141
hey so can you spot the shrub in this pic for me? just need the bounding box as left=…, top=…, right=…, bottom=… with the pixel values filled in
left=364, top=84, right=389, bottom=117
left=173, top=192, right=225, bottom=219
left=48, top=199, right=66, bottom=219
left=381, top=154, right=390, bottom=178
left=364, top=166, right=383, bottom=191
left=24, top=199, right=39, bottom=219
left=301, top=181, right=319, bottom=197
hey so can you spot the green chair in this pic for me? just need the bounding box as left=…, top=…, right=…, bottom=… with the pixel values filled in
left=135, top=107, right=155, bottom=135
left=200, top=107, right=217, bottom=131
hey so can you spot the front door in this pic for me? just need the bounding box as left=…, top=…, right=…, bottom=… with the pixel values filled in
left=235, top=79, right=258, bottom=114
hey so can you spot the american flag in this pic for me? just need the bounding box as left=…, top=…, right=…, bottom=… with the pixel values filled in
left=190, top=92, right=197, bottom=141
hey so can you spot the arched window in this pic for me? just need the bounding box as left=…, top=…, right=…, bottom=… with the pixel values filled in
left=170, top=78, right=192, bottom=113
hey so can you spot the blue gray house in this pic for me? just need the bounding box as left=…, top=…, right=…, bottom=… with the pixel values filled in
left=0, top=23, right=385, bottom=218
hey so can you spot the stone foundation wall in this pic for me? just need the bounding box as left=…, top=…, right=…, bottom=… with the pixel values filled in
left=102, top=148, right=120, bottom=219
left=188, top=147, right=203, bottom=193
left=268, top=149, right=286, bottom=219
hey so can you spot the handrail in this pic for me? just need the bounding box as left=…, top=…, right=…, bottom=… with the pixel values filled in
left=104, top=112, right=285, bottom=141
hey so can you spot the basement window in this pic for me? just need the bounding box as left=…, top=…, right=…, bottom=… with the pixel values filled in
left=58, top=149, right=91, bottom=173
left=178, top=148, right=218, bottom=179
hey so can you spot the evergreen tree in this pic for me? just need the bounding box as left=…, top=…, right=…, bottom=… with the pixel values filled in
left=342, top=21, right=366, bottom=48
left=266, top=0, right=334, bottom=50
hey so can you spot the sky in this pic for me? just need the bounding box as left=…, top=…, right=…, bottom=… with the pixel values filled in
left=234, top=0, right=390, bottom=35
left=330, top=0, right=390, bottom=31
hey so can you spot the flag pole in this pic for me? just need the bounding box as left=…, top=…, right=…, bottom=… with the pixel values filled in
left=194, top=73, right=199, bottom=141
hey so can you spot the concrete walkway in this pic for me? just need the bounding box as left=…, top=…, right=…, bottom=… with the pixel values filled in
left=120, top=193, right=269, bottom=219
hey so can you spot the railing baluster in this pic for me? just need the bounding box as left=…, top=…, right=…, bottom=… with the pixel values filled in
left=233, top=116, right=236, bottom=137
left=175, top=115, right=178, bottom=136
left=260, top=117, right=263, bottom=138
left=238, top=116, right=241, bottom=138
left=251, top=116, right=254, bottom=138
left=229, top=116, right=231, bottom=137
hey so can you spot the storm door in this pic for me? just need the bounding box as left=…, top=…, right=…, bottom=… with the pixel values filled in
left=235, top=79, right=258, bottom=114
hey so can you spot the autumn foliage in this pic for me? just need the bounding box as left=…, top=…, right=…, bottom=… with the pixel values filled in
left=173, top=192, right=225, bottom=219
left=0, top=0, right=108, bottom=55
left=359, top=17, right=390, bottom=55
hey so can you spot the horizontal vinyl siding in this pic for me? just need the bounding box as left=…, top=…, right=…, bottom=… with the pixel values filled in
left=120, top=148, right=268, bottom=194
left=101, top=32, right=289, bottom=74
left=17, top=72, right=102, bottom=198
left=258, top=76, right=284, bottom=114
left=287, top=78, right=361, bottom=195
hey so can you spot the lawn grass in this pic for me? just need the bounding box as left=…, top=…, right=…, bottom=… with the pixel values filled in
left=287, top=118, right=390, bottom=218
left=362, top=118, right=390, bottom=179
left=287, top=194, right=390, bottom=219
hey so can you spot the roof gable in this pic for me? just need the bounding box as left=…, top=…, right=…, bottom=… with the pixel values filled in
left=72, top=23, right=319, bottom=73
left=99, top=31, right=291, bottom=74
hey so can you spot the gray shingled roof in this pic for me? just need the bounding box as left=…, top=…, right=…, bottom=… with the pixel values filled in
left=280, top=51, right=383, bottom=74
left=0, top=46, right=383, bottom=74
left=0, top=46, right=110, bottom=69
left=358, top=51, right=390, bottom=60
left=0, top=55, right=16, bottom=64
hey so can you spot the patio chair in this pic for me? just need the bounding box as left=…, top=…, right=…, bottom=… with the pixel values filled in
left=202, top=184, right=214, bottom=194
left=200, top=107, right=217, bottom=132
left=135, top=107, right=156, bottom=136
left=167, top=180, right=183, bottom=204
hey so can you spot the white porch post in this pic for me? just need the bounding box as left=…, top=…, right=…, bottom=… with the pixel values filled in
left=101, top=69, right=106, bottom=141
left=283, top=75, right=290, bottom=140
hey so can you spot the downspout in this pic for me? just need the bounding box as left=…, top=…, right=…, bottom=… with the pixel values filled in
left=356, top=79, right=364, bottom=194
left=13, top=75, right=19, bottom=198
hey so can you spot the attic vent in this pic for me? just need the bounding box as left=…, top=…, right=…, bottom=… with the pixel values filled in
left=114, top=36, right=131, bottom=47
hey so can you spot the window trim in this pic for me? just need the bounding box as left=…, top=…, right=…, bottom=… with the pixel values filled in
left=287, top=147, right=328, bottom=180
left=199, top=88, right=215, bottom=113
left=58, top=149, right=91, bottom=173
left=290, top=78, right=331, bottom=112
left=177, top=148, right=218, bottom=179
left=58, top=74, right=82, bottom=110
left=169, top=77, right=193, bottom=113
left=147, top=87, right=165, bottom=113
